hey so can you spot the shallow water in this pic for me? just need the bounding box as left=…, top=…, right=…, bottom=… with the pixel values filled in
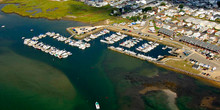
left=0, top=5, right=220, bottom=110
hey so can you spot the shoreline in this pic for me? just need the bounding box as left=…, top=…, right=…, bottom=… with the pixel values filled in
left=109, top=46, right=220, bottom=88
left=155, top=62, right=220, bottom=88
left=65, top=26, right=220, bottom=88
left=1, top=2, right=219, bottom=88
left=0, top=10, right=92, bottom=24
left=0, top=2, right=126, bottom=25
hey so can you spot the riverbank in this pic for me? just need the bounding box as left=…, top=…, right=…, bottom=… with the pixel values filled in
left=0, top=0, right=127, bottom=24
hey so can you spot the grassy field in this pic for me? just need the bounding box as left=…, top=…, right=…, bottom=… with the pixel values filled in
left=1, top=0, right=128, bottom=24
left=165, top=59, right=201, bottom=74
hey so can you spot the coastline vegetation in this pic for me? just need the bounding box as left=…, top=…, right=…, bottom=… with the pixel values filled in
left=1, top=0, right=128, bottom=24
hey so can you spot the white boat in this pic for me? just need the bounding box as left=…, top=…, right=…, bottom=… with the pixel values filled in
left=30, top=29, right=34, bottom=31
left=1, top=25, right=5, bottom=28
left=95, top=102, right=100, bottom=110
left=116, top=32, right=121, bottom=35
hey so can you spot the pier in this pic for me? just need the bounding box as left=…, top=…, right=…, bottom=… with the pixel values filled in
left=108, top=46, right=157, bottom=62
left=66, top=25, right=184, bottom=49
left=66, top=26, right=106, bottom=40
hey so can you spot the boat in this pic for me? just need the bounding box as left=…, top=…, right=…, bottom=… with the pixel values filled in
left=116, top=32, right=121, bottom=35
left=95, top=102, right=100, bottom=110
left=30, top=29, right=34, bottom=32
left=1, top=25, right=5, bottom=28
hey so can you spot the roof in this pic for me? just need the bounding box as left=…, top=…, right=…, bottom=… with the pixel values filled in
left=158, top=28, right=174, bottom=36
left=180, top=36, right=220, bottom=53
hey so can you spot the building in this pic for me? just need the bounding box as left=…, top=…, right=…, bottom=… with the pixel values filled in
left=180, top=36, right=220, bottom=53
left=158, top=28, right=174, bottom=37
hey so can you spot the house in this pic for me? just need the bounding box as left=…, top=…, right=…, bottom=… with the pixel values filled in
left=192, top=32, right=201, bottom=38
left=192, top=25, right=201, bottom=30
left=140, top=21, right=146, bottom=27
left=162, top=24, right=171, bottom=29
left=149, top=27, right=156, bottom=33
left=149, top=21, right=154, bottom=26
left=199, top=27, right=209, bottom=33
left=199, top=14, right=205, bottom=18
left=176, top=29, right=185, bottom=34
left=171, top=27, right=178, bottom=31
left=165, top=17, right=172, bottom=23
left=172, top=20, right=178, bottom=24
left=184, top=30, right=193, bottom=36
left=155, top=16, right=161, bottom=19
left=156, top=22, right=163, bottom=28
left=209, top=37, right=218, bottom=43
left=158, top=28, right=174, bottom=37
left=215, top=31, right=220, bottom=36
left=179, top=12, right=185, bottom=16
left=207, top=29, right=215, bottom=34
left=186, top=23, right=192, bottom=27
left=199, top=34, right=209, bottom=41
left=214, top=14, right=220, bottom=20
left=215, top=24, right=220, bottom=30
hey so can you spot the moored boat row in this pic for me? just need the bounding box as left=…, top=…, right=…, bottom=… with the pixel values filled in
left=23, top=39, right=72, bottom=59
left=108, top=46, right=157, bottom=61
left=83, top=29, right=110, bottom=42
left=45, top=32, right=90, bottom=50
left=119, top=37, right=142, bottom=48
left=100, top=32, right=127, bottom=44
left=136, top=42, right=159, bottom=53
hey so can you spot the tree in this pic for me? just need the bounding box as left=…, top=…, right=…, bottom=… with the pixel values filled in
left=142, top=7, right=152, bottom=12
left=179, top=4, right=184, bottom=9
left=143, top=15, right=147, bottom=19
left=218, top=1, right=220, bottom=7
left=130, top=16, right=138, bottom=21
left=137, top=16, right=141, bottom=20
left=160, top=2, right=166, bottom=6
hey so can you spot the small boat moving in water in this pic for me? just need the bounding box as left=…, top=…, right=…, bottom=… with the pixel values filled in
left=95, top=102, right=100, bottom=109
left=1, top=25, right=5, bottom=28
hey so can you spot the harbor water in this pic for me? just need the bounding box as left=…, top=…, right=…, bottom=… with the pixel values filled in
left=0, top=4, right=220, bottom=110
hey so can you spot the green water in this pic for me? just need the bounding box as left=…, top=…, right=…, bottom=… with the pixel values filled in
left=0, top=5, right=220, bottom=110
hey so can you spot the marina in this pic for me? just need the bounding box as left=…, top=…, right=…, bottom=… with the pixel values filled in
left=1, top=8, right=220, bottom=110
left=23, top=29, right=173, bottom=61
left=98, top=31, right=173, bottom=61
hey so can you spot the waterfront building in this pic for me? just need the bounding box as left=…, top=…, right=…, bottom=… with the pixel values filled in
left=158, top=28, right=174, bottom=37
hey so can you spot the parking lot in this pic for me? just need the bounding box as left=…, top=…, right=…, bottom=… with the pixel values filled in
left=186, top=52, right=220, bottom=70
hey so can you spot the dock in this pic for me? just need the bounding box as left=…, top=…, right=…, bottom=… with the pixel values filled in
left=66, top=26, right=106, bottom=40
left=108, top=46, right=157, bottom=62
left=66, top=25, right=183, bottom=48
left=105, top=26, right=182, bottom=49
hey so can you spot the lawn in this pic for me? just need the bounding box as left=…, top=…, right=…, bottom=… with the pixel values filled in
left=1, top=0, right=127, bottom=24
left=165, top=59, right=201, bottom=74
